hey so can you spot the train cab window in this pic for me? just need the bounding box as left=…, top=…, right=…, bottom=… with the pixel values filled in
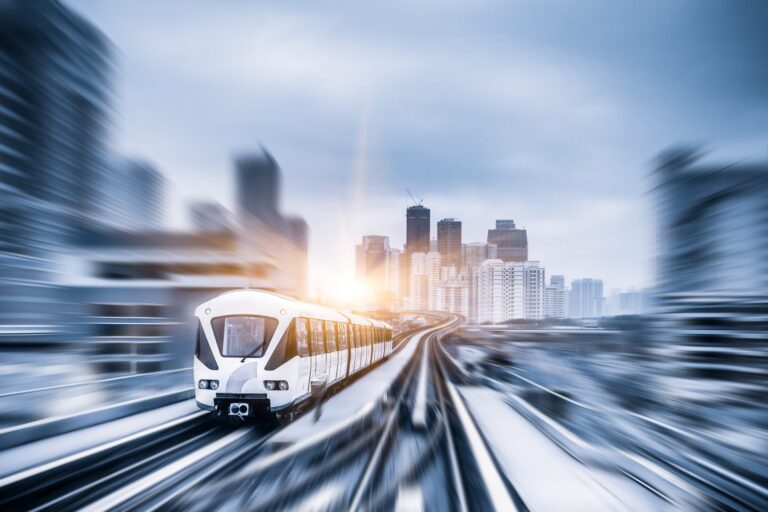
left=194, top=320, right=218, bottom=370
left=325, top=321, right=337, bottom=352
left=211, top=315, right=278, bottom=358
left=296, top=318, right=309, bottom=357
left=338, top=324, right=347, bottom=350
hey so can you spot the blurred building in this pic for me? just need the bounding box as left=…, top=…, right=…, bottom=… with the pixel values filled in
left=568, top=278, right=604, bottom=318
left=605, top=288, right=651, bottom=316
left=235, top=147, right=308, bottom=298
left=437, top=218, right=462, bottom=268
left=0, top=0, right=112, bottom=342
left=100, top=157, right=166, bottom=231
left=544, top=275, right=566, bottom=320
left=653, top=148, right=768, bottom=425
left=355, top=235, right=400, bottom=306
left=61, top=230, right=289, bottom=373
left=477, top=260, right=545, bottom=323
left=189, top=201, right=234, bottom=233
left=235, top=148, right=280, bottom=227
left=487, top=219, right=528, bottom=262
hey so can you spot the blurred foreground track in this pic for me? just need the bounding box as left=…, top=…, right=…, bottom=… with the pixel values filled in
left=0, top=315, right=543, bottom=511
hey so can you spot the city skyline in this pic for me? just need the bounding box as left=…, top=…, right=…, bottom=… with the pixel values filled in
left=67, top=0, right=768, bottom=296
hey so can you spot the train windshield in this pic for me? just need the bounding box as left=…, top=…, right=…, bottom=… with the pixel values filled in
left=211, top=315, right=278, bottom=358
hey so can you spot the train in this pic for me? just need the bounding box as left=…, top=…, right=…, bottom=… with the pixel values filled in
left=193, top=289, right=393, bottom=420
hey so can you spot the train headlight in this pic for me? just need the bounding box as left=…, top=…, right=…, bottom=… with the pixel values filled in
left=198, top=379, right=209, bottom=389
left=209, top=380, right=219, bottom=390
left=278, top=380, right=289, bottom=391
left=264, top=380, right=275, bottom=391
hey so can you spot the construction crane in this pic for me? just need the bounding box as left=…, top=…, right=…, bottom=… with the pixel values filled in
left=406, top=189, right=423, bottom=206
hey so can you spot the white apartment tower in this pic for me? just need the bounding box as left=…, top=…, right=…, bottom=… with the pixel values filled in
left=544, top=274, right=566, bottom=319
left=477, top=260, right=545, bottom=323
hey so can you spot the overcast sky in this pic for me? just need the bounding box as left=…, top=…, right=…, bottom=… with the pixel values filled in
left=69, top=0, right=768, bottom=293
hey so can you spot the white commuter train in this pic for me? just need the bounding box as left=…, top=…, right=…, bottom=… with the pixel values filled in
left=194, top=289, right=393, bottom=420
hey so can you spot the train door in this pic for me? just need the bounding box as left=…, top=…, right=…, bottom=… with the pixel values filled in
left=310, top=319, right=327, bottom=383
left=295, top=318, right=311, bottom=396
left=325, top=321, right=339, bottom=383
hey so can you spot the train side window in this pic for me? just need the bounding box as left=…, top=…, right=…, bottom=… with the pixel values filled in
left=310, top=319, right=325, bottom=354
left=338, top=323, right=347, bottom=350
left=296, top=318, right=309, bottom=357
left=325, top=321, right=337, bottom=352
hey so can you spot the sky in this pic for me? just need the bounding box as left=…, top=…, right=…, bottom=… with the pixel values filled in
left=68, top=0, right=768, bottom=295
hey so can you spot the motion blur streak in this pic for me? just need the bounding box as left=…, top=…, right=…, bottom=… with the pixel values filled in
left=0, top=1, right=767, bottom=511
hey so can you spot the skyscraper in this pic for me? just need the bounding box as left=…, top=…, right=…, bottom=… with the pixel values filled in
left=404, top=204, right=430, bottom=301
left=437, top=218, right=462, bottom=268
left=236, top=147, right=280, bottom=227
left=406, top=205, right=431, bottom=256
left=487, top=219, right=528, bottom=262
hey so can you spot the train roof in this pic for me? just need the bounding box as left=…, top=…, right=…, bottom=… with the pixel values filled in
left=198, top=289, right=391, bottom=328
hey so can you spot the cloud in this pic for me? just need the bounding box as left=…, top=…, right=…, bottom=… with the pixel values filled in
left=68, top=0, right=768, bottom=291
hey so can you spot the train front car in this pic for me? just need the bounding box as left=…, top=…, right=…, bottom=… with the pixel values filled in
left=193, top=290, right=303, bottom=421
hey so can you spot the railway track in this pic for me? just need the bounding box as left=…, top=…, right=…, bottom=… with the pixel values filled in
left=0, top=316, right=515, bottom=511
left=159, top=314, right=521, bottom=512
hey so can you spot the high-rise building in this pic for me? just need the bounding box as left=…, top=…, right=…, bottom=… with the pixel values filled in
left=409, top=253, right=428, bottom=311
left=425, top=251, right=442, bottom=311
left=461, top=242, right=498, bottom=270
left=462, top=242, right=497, bottom=322
left=437, top=218, right=462, bottom=268
left=236, top=148, right=280, bottom=227
left=487, top=219, right=528, bottom=262
left=436, top=279, right=469, bottom=317
left=476, top=260, right=545, bottom=323
left=0, top=0, right=112, bottom=340
left=405, top=205, right=431, bottom=256
left=404, top=204, right=430, bottom=304
left=476, top=260, right=505, bottom=323
left=408, top=251, right=441, bottom=311
left=544, top=275, right=566, bottom=320
left=568, top=278, right=604, bottom=318
left=101, top=157, right=166, bottom=231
